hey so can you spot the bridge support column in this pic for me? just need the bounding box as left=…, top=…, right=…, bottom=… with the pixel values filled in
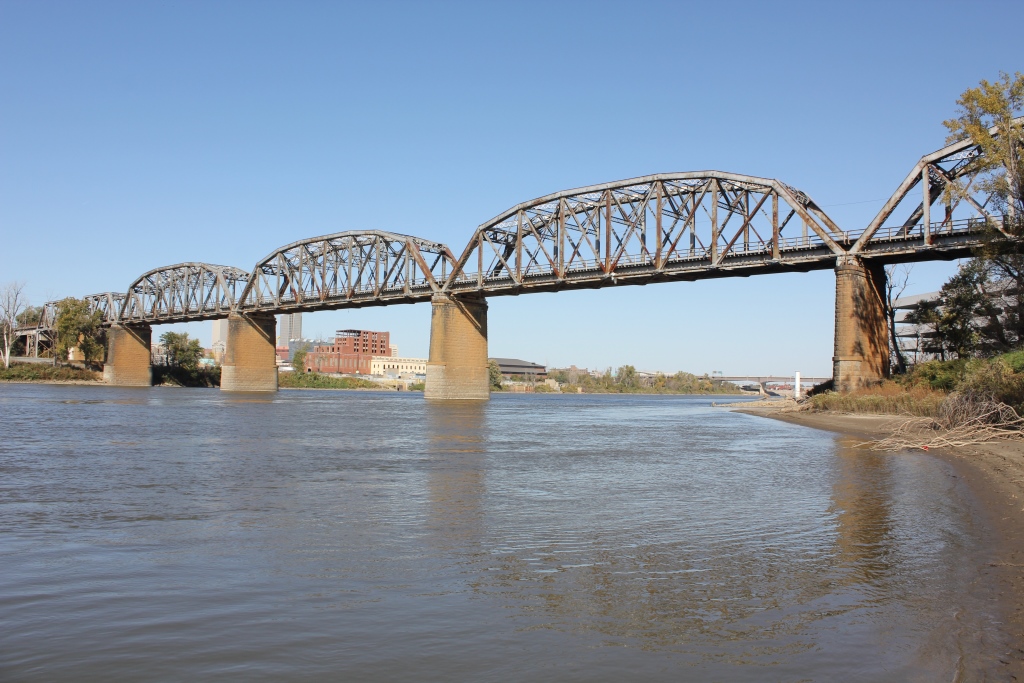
left=103, top=324, right=152, bottom=387
left=425, top=293, right=489, bottom=400
left=221, top=313, right=278, bottom=392
left=833, top=256, right=889, bottom=392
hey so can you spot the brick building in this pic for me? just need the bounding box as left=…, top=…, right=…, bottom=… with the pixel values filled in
left=304, top=329, right=392, bottom=374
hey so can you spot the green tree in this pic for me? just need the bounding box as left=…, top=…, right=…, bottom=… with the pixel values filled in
left=159, top=331, right=202, bottom=369
left=16, top=305, right=40, bottom=328
left=292, top=343, right=310, bottom=373
left=488, top=359, right=503, bottom=389
left=615, top=365, right=640, bottom=391
left=54, top=297, right=104, bottom=363
left=905, top=264, right=984, bottom=361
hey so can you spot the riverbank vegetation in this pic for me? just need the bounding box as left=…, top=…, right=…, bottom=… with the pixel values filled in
left=279, top=372, right=381, bottom=390
left=0, top=362, right=100, bottom=382
left=548, top=365, right=742, bottom=395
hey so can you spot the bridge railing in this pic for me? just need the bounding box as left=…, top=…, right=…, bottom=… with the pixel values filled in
left=845, top=216, right=987, bottom=244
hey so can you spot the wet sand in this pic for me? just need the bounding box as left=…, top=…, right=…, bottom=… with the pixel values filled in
left=736, top=401, right=1024, bottom=677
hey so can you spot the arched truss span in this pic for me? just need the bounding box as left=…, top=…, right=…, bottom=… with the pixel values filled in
left=851, top=116, right=1023, bottom=254
left=443, top=171, right=844, bottom=294
left=120, top=263, right=250, bottom=323
left=237, top=230, right=456, bottom=312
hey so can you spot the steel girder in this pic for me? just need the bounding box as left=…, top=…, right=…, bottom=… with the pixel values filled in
left=120, top=263, right=249, bottom=323
left=851, top=116, right=1023, bottom=254
left=236, top=230, right=455, bottom=313
left=444, top=172, right=845, bottom=294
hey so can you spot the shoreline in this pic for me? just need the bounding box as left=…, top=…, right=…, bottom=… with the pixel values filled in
left=736, top=402, right=1024, bottom=676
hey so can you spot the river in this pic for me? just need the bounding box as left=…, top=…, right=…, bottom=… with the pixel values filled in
left=0, top=385, right=1010, bottom=680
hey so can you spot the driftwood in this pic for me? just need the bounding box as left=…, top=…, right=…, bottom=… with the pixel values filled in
left=868, top=395, right=1024, bottom=451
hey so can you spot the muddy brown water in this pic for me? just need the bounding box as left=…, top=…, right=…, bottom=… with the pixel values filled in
left=0, top=385, right=1011, bottom=681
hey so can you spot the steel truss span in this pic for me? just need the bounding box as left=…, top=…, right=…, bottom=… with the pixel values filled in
left=445, top=172, right=847, bottom=295
left=120, top=263, right=250, bottom=324
left=237, top=230, right=455, bottom=313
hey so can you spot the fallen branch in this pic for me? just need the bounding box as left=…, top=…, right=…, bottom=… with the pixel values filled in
left=866, top=397, right=1024, bottom=451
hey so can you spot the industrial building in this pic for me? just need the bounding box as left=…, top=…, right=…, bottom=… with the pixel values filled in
left=304, top=329, right=394, bottom=374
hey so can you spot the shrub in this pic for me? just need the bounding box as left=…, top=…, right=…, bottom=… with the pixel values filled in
left=902, top=359, right=970, bottom=391
left=279, top=372, right=379, bottom=390
left=956, top=358, right=1024, bottom=411
left=998, top=349, right=1024, bottom=373
left=0, top=363, right=100, bottom=382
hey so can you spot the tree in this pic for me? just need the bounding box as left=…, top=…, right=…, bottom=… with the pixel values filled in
left=488, top=359, right=502, bottom=389
left=0, top=281, right=28, bottom=368
left=159, top=331, right=202, bottom=370
left=615, top=365, right=640, bottom=391
left=54, top=297, right=104, bottom=363
left=884, top=264, right=912, bottom=374
left=943, top=71, right=1024, bottom=229
left=904, top=263, right=984, bottom=361
left=292, top=343, right=311, bottom=373
left=16, top=305, right=40, bottom=328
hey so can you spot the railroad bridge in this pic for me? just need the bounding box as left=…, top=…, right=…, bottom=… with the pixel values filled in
left=15, top=123, right=1017, bottom=398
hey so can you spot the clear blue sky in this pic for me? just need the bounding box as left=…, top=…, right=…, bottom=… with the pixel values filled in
left=2, top=1, right=1020, bottom=376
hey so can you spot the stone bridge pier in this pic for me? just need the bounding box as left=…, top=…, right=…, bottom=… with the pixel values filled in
left=221, top=313, right=278, bottom=392
left=103, top=323, right=153, bottom=386
left=833, top=256, right=889, bottom=392
left=425, top=293, right=489, bottom=400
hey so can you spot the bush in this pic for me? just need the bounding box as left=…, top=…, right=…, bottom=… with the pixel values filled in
left=0, top=363, right=100, bottom=382
left=901, top=359, right=970, bottom=391
left=279, top=372, right=380, bottom=390
left=956, top=358, right=1024, bottom=411
left=998, top=349, right=1024, bottom=374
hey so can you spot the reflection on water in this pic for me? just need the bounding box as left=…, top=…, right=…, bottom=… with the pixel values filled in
left=426, top=401, right=487, bottom=549
left=0, top=386, right=1006, bottom=681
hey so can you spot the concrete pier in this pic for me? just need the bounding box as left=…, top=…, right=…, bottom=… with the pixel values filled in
left=221, top=313, right=278, bottom=392
left=833, top=256, right=889, bottom=392
left=103, top=324, right=153, bottom=386
left=425, top=293, right=489, bottom=400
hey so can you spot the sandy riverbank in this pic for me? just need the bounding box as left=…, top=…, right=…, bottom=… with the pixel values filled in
left=735, top=400, right=1024, bottom=676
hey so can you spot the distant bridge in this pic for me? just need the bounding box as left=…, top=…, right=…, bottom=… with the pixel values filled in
left=16, top=119, right=1020, bottom=397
